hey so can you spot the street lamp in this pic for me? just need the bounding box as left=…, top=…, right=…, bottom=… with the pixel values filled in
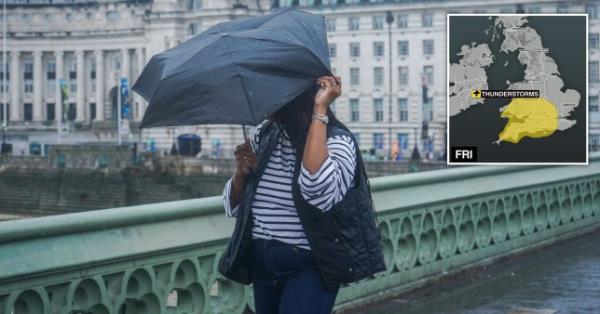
left=113, top=70, right=122, bottom=145
left=385, top=11, right=394, bottom=160
left=1, top=0, right=7, bottom=154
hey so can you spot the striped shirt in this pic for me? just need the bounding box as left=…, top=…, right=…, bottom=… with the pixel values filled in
left=222, top=120, right=356, bottom=250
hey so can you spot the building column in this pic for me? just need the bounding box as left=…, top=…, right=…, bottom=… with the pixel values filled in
left=55, top=50, right=63, bottom=122
left=75, top=50, right=85, bottom=121
left=95, top=49, right=105, bottom=121
left=135, top=47, right=145, bottom=121
left=33, top=50, right=43, bottom=121
left=121, top=48, right=130, bottom=83
left=9, top=50, right=20, bottom=121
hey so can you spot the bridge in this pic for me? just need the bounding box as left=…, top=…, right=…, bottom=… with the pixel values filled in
left=1, top=154, right=599, bottom=313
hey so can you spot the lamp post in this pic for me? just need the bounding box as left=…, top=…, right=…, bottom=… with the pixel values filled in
left=1, top=0, right=6, bottom=153
left=114, top=71, right=122, bottom=145
left=386, top=11, right=394, bottom=160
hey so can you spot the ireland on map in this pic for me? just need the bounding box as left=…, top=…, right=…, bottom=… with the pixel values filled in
left=447, top=14, right=588, bottom=164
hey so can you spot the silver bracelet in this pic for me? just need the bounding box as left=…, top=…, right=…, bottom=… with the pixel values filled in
left=312, top=113, right=329, bottom=124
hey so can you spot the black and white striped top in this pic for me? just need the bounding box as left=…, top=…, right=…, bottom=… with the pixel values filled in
left=222, top=120, right=356, bottom=250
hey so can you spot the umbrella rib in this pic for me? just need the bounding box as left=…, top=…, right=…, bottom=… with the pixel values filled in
left=220, top=24, right=258, bottom=125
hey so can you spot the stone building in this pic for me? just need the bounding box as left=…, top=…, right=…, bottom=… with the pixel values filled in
left=0, top=0, right=598, bottom=158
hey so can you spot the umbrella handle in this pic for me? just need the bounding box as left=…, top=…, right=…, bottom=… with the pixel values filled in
left=241, top=124, right=253, bottom=175
left=242, top=124, right=248, bottom=141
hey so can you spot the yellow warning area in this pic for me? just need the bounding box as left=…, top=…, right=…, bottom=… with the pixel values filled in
left=498, top=98, right=558, bottom=144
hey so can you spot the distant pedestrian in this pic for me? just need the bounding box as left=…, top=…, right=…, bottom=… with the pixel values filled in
left=222, top=76, right=386, bottom=314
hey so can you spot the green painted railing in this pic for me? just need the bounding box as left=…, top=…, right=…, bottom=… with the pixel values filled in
left=2, top=155, right=600, bottom=313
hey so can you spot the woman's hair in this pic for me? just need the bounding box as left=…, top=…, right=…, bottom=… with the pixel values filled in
left=268, top=84, right=348, bottom=160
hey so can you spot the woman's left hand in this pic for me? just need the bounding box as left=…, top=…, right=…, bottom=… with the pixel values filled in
left=314, top=75, right=342, bottom=109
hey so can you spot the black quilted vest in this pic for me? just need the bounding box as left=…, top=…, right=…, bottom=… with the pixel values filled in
left=218, top=120, right=386, bottom=290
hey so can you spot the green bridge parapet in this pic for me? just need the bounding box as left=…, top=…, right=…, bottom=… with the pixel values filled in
left=2, top=154, right=600, bottom=313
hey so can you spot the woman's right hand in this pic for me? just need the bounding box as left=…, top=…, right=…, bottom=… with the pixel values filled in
left=234, top=139, right=257, bottom=177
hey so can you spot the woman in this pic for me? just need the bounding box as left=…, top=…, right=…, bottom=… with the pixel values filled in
left=221, top=76, right=385, bottom=314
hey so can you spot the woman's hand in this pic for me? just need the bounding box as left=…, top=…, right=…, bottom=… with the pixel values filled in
left=233, top=139, right=257, bottom=177
left=314, top=75, right=342, bottom=110
left=228, top=139, right=256, bottom=210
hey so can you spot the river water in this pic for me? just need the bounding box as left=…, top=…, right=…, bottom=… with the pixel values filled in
left=347, top=229, right=600, bottom=314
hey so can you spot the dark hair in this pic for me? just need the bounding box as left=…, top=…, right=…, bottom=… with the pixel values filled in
left=268, top=84, right=347, bottom=160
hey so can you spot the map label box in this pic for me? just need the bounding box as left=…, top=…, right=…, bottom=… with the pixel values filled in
left=450, top=147, right=478, bottom=162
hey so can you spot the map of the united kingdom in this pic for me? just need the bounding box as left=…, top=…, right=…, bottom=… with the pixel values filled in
left=448, top=14, right=587, bottom=164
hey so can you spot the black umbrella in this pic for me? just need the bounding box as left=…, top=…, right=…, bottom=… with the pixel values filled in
left=132, top=8, right=333, bottom=139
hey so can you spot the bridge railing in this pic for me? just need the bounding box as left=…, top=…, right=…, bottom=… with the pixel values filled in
left=1, top=154, right=600, bottom=313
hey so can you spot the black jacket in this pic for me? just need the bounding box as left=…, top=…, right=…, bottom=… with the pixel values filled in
left=218, top=120, right=386, bottom=290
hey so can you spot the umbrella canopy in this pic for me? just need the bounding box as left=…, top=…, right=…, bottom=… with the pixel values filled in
left=133, top=8, right=333, bottom=129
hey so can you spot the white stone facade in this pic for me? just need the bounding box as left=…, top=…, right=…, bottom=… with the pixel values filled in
left=0, top=0, right=598, bottom=158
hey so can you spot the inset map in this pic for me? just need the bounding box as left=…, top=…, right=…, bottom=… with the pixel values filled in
left=447, top=14, right=588, bottom=164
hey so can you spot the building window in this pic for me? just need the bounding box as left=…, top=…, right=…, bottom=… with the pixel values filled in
left=46, top=103, right=55, bottom=121
left=24, top=103, right=33, bottom=121
left=372, top=16, right=384, bottom=30
left=397, top=14, right=408, bottom=28
left=24, top=60, right=33, bottom=93
left=350, top=98, right=359, bottom=122
left=587, top=4, right=597, bottom=19
left=187, top=0, right=202, bottom=10
left=591, top=96, right=600, bottom=123
left=398, top=98, right=408, bottom=121
left=0, top=103, right=9, bottom=122
left=350, top=67, right=360, bottom=85
left=397, top=133, right=409, bottom=151
left=68, top=103, right=76, bottom=121
left=47, top=80, right=56, bottom=94
left=423, top=39, right=434, bottom=56
left=373, top=133, right=384, bottom=150
left=590, top=33, right=599, bottom=49
left=591, top=61, right=599, bottom=82
left=90, top=102, right=96, bottom=120
left=106, top=10, right=119, bottom=21
left=329, top=43, right=337, bottom=58
left=423, top=65, right=434, bottom=85
left=46, top=61, right=56, bottom=94
left=590, top=134, right=600, bottom=152
left=69, top=59, right=77, bottom=93
left=527, top=6, right=541, bottom=13
left=373, top=67, right=384, bottom=86
left=556, top=4, right=568, bottom=13
left=352, top=132, right=360, bottom=145
left=350, top=42, right=360, bottom=57
left=374, top=98, right=383, bottom=122
left=398, top=66, right=409, bottom=85
left=0, top=62, right=8, bottom=93
left=90, top=61, right=96, bottom=92
left=187, top=23, right=199, bottom=36
left=24, top=80, right=33, bottom=93
left=326, top=18, right=336, bottom=32
left=349, top=16, right=360, bottom=31
left=398, top=40, right=409, bottom=56
left=373, top=41, right=384, bottom=57
left=421, top=12, right=433, bottom=27
left=113, top=58, right=121, bottom=71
